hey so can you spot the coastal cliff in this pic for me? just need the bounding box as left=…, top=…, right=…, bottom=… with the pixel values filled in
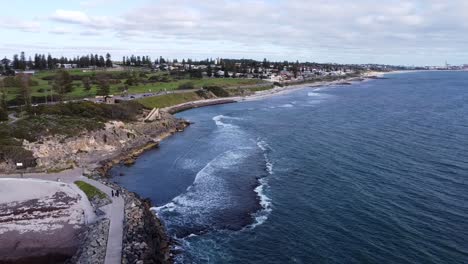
left=8, top=111, right=189, bottom=173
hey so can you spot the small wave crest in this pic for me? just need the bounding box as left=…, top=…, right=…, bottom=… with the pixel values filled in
left=252, top=177, right=272, bottom=227
left=212, top=115, right=242, bottom=127
left=251, top=139, right=274, bottom=227
left=308, top=92, right=323, bottom=97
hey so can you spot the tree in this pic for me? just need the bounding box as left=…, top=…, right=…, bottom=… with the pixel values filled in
left=0, top=106, right=7, bottom=121
left=124, top=71, right=139, bottom=86
left=12, top=54, right=19, bottom=69
left=17, top=73, right=31, bottom=108
left=207, top=64, right=213, bottom=77
left=0, top=80, right=6, bottom=108
left=96, top=74, right=110, bottom=96
left=99, top=56, right=105, bottom=68
left=105, top=53, right=112, bottom=67
left=82, top=77, right=92, bottom=91
left=47, top=54, right=54, bottom=69
left=0, top=80, right=8, bottom=120
left=224, top=70, right=230, bottom=78
left=19, top=52, right=26, bottom=70
left=178, top=82, right=194, bottom=90
left=189, top=69, right=203, bottom=79
left=53, top=70, right=73, bottom=96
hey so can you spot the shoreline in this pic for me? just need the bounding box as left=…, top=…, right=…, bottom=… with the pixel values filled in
left=0, top=70, right=389, bottom=264
left=162, top=71, right=387, bottom=115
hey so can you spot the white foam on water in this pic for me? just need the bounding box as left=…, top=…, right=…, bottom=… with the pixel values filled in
left=251, top=177, right=272, bottom=228
left=279, top=103, right=294, bottom=108
left=257, top=140, right=274, bottom=175
left=212, top=115, right=243, bottom=128
left=250, top=139, right=274, bottom=228
left=180, top=158, right=199, bottom=170
left=156, top=148, right=253, bottom=228
left=306, top=100, right=324, bottom=105
left=308, top=92, right=323, bottom=97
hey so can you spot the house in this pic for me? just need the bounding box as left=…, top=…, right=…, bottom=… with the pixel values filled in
left=56, top=63, right=77, bottom=69
left=14, top=70, right=35, bottom=76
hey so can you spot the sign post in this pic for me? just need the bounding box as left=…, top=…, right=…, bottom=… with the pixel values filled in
left=16, top=163, right=23, bottom=178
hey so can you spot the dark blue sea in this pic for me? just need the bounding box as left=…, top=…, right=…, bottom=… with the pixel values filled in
left=111, top=71, right=468, bottom=264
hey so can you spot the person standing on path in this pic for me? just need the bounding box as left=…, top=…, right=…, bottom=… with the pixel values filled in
left=111, top=190, right=114, bottom=197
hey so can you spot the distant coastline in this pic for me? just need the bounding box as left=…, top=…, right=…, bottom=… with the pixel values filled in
left=0, top=70, right=388, bottom=263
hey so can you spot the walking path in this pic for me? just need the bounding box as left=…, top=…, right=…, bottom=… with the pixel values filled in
left=0, top=169, right=124, bottom=264
left=79, top=177, right=124, bottom=264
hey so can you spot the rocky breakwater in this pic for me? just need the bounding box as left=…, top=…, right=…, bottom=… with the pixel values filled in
left=101, top=182, right=171, bottom=264
left=22, top=111, right=189, bottom=173
left=67, top=219, right=110, bottom=264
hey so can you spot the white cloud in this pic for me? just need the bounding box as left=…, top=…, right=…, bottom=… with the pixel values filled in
left=51, top=9, right=90, bottom=24
left=34, top=0, right=468, bottom=64
left=49, top=26, right=72, bottom=35
left=79, top=0, right=118, bottom=8
left=1, top=19, right=40, bottom=32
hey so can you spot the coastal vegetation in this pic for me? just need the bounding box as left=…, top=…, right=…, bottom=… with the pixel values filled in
left=0, top=101, right=145, bottom=166
left=0, top=67, right=265, bottom=106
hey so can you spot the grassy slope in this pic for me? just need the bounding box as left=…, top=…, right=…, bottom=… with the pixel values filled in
left=137, top=92, right=203, bottom=108
left=2, top=69, right=265, bottom=101
left=75, top=180, right=108, bottom=199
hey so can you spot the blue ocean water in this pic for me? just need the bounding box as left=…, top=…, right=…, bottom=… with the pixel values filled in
left=111, top=71, right=468, bottom=263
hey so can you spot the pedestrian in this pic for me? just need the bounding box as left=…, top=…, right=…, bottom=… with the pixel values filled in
left=116, top=190, right=119, bottom=197
left=111, top=190, right=114, bottom=197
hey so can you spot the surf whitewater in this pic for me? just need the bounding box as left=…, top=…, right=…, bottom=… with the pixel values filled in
left=154, top=115, right=273, bottom=236
left=112, top=72, right=468, bottom=264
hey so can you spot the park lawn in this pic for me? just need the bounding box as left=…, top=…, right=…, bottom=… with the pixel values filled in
left=74, top=180, right=108, bottom=200
left=125, top=78, right=266, bottom=94
left=3, top=69, right=267, bottom=103
left=137, top=92, right=203, bottom=109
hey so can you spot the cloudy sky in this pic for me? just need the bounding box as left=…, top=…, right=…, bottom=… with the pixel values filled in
left=1, top=0, right=467, bottom=66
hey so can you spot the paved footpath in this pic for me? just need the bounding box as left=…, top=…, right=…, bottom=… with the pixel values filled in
left=79, top=177, right=124, bottom=264
left=0, top=169, right=124, bottom=264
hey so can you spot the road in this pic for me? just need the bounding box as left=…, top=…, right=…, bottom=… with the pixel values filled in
left=0, top=169, right=124, bottom=264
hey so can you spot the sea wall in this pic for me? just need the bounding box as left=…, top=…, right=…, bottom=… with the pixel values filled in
left=165, top=99, right=237, bottom=114
left=122, top=191, right=172, bottom=264
left=100, top=181, right=172, bottom=264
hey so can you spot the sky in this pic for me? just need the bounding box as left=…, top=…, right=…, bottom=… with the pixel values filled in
left=1, top=0, right=468, bottom=66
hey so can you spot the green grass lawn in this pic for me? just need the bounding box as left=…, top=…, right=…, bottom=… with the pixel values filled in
left=75, top=180, right=108, bottom=200
left=2, top=69, right=266, bottom=103
left=137, top=92, right=203, bottom=108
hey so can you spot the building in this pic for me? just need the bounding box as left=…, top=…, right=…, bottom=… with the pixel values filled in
left=14, top=70, right=35, bottom=76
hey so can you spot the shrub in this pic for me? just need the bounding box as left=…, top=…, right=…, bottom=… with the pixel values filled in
left=178, top=82, right=195, bottom=90
left=35, top=101, right=144, bottom=121
left=204, top=85, right=229, bottom=97
left=0, top=107, right=7, bottom=121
